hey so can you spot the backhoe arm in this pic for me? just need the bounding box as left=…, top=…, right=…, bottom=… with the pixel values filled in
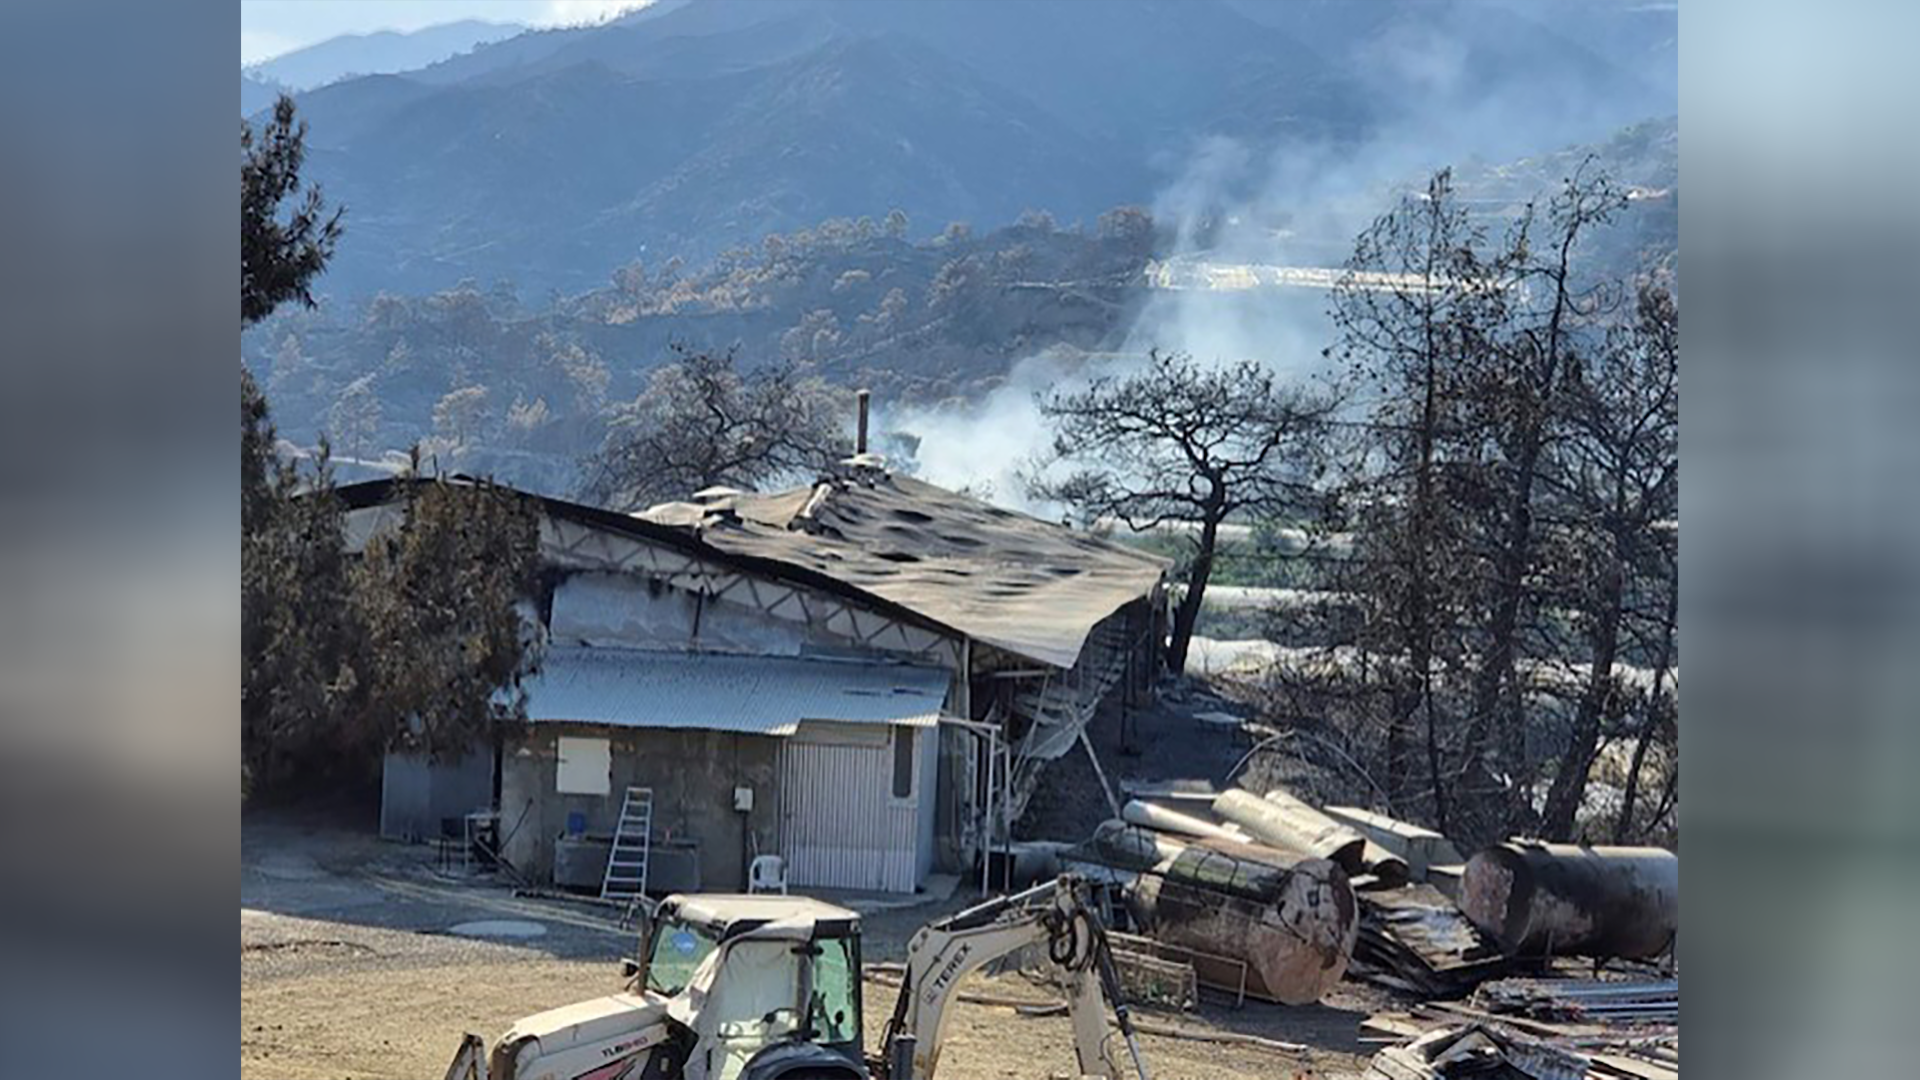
left=881, top=875, right=1149, bottom=1080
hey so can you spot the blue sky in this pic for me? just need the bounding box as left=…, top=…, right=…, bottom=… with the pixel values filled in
left=241, top=0, right=655, bottom=65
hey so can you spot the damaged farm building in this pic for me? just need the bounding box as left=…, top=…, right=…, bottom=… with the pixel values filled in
left=342, top=462, right=1168, bottom=894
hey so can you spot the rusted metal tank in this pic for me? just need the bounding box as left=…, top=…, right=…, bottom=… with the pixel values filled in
left=1213, top=789, right=1368, bottom=873
left=1130, top=843, right=1357, bottom=1004
left=1459, top=842, right=1678, bottom=959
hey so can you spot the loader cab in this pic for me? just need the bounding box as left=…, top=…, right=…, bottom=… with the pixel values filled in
left=643, top=893, right=867, bottom=1080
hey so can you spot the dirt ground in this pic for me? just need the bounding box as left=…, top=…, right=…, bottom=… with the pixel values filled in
left=241, top=811, right=1385, bottom=1079
left=242, top=954, right=1376, bottom=1079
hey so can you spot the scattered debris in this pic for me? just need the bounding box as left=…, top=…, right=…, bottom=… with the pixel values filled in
left=1061, top=782, right=1680, bottom=1074
left=1364, top=974, right=1681, bottom=1079
left=1351, top=883, right=1509, bottom=998
left=1128, top=1019, right=1309, bottom=1056
left=1366, top=1023, right=1590, bottom=1080
left=1108, top=929, right=1248, bottom=1008
left=1322, top=806, right=1465, bottom=883
left=1106, top=940, right=1201, bottom=1010
left=1473, top=978, right=1679, bottom=1025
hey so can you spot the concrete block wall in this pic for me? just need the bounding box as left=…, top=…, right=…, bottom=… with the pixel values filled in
left=500, top=723, right=781, bottom=892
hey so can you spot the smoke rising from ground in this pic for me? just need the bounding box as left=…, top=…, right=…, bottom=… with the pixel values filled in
left=887, top=133, right=1425, bottom=510
left=889, top=4, right=1678, bottom=506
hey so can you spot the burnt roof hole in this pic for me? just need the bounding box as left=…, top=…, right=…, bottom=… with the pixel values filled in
left=892, top=508, right=936, bottom=524
left=875, top=551, right=921, bottom=564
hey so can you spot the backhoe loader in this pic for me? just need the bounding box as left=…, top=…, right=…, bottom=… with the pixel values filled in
left=442, top=874, right=1150, bottom=1080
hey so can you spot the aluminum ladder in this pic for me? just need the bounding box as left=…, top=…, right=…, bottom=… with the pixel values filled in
left=600, top=785, right=653, bottom=905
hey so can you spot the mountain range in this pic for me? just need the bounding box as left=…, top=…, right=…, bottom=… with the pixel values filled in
left=244, top=18, right=526, bottom=95
left=242, top=108, right=1677, bottom=500
left=249, top=0, right=1678, bottom=302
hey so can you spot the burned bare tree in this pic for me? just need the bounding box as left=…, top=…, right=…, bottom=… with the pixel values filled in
left=1538, top=284, right=1678, bottom=840
left=584, top=345, right=851, bottom=509
left=1323, top=170, right=1511, bottom=829
left=1316, top=166, right=1667, bottom=842
left=1464, top=169, right=1629, bottom=830
left=1031, top=351, right=1333, bottom=674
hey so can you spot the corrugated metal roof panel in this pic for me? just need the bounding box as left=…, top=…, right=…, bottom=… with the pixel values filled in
left=638, top=472, right=1170, bottom=669
left=521, top=647, right=950, bottom=734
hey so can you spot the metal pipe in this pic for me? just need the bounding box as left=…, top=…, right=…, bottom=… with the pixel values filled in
left=1121, top=799, right=1242, bottom=843
left=1212, top=789, right=1367, bottom=873
left=1000, top=742, right=1011, bottom=893
left=1260, top=788, right=1409, bottom=883
left=981, top=727, right=994, bottom=896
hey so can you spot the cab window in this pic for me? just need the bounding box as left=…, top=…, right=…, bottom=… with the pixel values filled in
left=646, top=919, right=717, bottom=996
left=808, top=937, right=859, bottom=1045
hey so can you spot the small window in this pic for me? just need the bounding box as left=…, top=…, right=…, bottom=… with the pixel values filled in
left=556, top=735, right=610, bottom=795
left=891, top=727, right=915, bottom=799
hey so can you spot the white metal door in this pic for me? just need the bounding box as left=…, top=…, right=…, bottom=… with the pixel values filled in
left=780, top=722, right=920, bottom=893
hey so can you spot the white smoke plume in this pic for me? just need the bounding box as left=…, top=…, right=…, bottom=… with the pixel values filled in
left=888, top=4, right=1676, bottom=505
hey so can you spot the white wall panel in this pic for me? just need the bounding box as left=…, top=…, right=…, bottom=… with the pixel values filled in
left=779, top=721, right=922, bottom=893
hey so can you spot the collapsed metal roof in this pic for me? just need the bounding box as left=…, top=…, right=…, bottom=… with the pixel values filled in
left=520, top=646, right=949, bottom=734
left=639, top=471, right=1170, bottom=669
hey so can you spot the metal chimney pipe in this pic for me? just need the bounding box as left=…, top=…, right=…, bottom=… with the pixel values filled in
left=856, top=388, right=871, bottom=454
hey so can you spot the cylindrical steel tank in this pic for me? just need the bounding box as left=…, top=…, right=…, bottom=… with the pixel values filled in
left=1459, top=841, right=1678, bottom=959
left=1130, top=843, right=1357, bottom=1004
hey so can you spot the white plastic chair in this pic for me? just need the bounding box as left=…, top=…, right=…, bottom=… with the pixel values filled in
left=748, top=854, right=787, bottom=895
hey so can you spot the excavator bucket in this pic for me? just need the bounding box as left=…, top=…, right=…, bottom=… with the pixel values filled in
left=442, top=1033, right=487, bottom=1080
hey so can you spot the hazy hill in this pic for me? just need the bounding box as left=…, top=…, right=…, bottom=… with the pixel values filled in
left=1446, top=114, right=1680, bottom=282
left=245, top=19, right=525, bottom=91
left=243, top=214, right=1154, bottom=494
left=1226, top=0, right=1666, bottom=160
left=241, top=71, right=284, bottom=116
left=261, top=0, right=1676, bottom=300
left=242, top=106, right=1678, bottom=498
